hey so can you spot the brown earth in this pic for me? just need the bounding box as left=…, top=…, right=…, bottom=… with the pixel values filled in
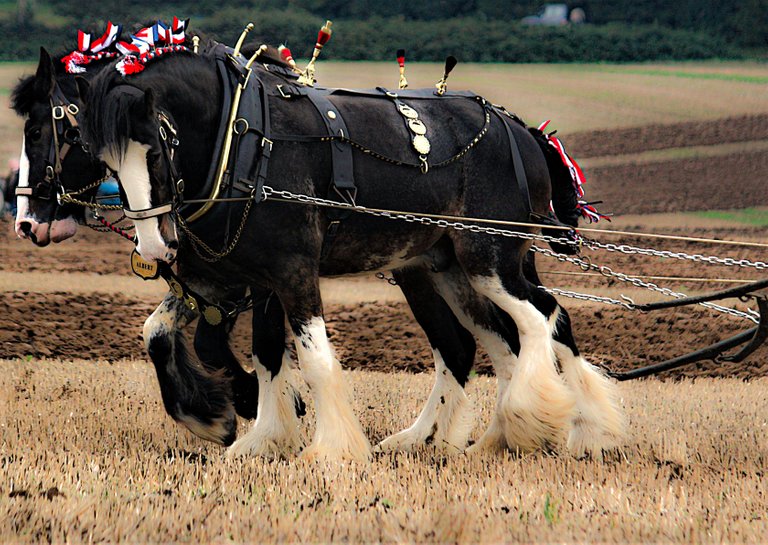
left=2, top=114, right=767, bottom=380
left=566, top=113, right=768, bottom=158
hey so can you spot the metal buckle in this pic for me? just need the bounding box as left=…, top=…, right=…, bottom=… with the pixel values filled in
left=45, top=165, right=55, bottom=181
left=159, top=125, right=167, bottom=141
left=277, top=84, right=292, bottom=99
left=262, top=137, right=273, bottom=151
left=67, top=104, right=79, bottom=116
left=52, top=106, right=65, bottom=120
left=386, top=91, right=398, bottom=98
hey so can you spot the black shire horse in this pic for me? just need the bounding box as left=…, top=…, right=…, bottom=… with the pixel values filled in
left=79, top=42, right=625, bottom=461
left=14, top=44, right=588, bottom=455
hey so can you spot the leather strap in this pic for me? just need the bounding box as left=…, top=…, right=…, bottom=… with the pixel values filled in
left=493, top=108, right=533, bottom=217
left=303, top=88, right=356, bottom=192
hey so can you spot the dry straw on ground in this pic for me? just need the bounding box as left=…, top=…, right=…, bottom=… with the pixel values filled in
left=1, top=358, right=767, bottom=543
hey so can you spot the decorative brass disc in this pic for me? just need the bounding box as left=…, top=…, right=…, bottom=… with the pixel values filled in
left=202, top=305, right=224, bottom=326
left=398, top=104, right=418, bottom=119
left=413, top=135, right=431, bottom=155
left=130, top=250, right=160, bottom=280
left=408, top=118, right=427, bottom=135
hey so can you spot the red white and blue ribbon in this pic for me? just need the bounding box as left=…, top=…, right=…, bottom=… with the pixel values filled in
left=115, top=19, right=189, bottom=76
left=538, top=119, right=611, bottom=223
left=170, top=17, right=188, bottom=44
left=79, top=21, right=122, bottom=54
left=63, top=22, right=122, bottom=73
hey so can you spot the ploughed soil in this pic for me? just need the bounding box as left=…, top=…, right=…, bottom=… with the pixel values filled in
left=2, top=114, right=767, bottom=379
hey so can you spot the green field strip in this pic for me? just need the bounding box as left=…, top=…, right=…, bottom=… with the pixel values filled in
left=581, top=140, right=768, bottom=169
left=587, top=65, right=768, bottom=83
left=688, top=208, right=768, bottom=227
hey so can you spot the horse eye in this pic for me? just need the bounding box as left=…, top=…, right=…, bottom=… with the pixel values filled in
left=28, top=128, right=42, bottom=142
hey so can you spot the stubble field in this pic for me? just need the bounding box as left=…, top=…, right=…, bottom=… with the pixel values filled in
left=2, top=60, right=768, bottom=543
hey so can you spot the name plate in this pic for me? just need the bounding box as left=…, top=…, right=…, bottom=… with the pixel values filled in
left=130, top=250, right=160, bottom=280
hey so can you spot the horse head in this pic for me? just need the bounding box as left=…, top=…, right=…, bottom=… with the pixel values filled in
left=80, top=79, right=180, bottom=263
left=11, top=47, right=107, bottom=246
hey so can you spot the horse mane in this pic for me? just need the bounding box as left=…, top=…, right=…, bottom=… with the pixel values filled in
left=529, top=128, right=580, bottom=228
left=10, top=75, right=37, bottom=115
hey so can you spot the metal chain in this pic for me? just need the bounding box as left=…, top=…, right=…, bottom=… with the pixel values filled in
left=176, top=198, right=255, bottom=263
left=261, top=186, right=768, bottom=271
left=531, top=245, right=759, bottom=323
left=538, top=287, right=636, bottom=310
left=58, top=173, right=124, bottom=211
left=313, top=98, right=492, bottom=171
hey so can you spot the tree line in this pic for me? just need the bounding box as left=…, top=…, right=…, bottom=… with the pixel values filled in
left=2, top=0, right=762, bottom=62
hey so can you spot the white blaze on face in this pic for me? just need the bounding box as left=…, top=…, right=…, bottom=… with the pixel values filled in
left=112, top=140, right=176, bottom=262
left=14, top=135, right=31, bottom=223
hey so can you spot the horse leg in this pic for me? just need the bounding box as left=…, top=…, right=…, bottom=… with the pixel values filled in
left=143, top=292, right=237, bottom=445
left=550, top=307, right=626, bottom=457
left=468, top=269, right=576, bottom=452
left=280, top=277, right=371, bottom=461
left=421, top=264, right=520, bottom=454
left=193, top=317, right=259, bottom=420
left=522, top=254, right=626, bottom=457
left=376, top=267, right=476, bottom=453
left=228, top=291, right=305, bottom=458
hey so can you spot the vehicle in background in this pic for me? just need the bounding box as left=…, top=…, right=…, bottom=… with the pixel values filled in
left=522, top=4, right=586, bottom=26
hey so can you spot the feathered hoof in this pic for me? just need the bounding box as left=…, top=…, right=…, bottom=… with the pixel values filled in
left=176, top=408, right=238, bottom=446
left=499, top=376, right=575, bottom=452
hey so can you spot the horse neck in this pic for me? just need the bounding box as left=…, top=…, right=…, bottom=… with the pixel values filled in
left=139, top=58, right=222, bottom=198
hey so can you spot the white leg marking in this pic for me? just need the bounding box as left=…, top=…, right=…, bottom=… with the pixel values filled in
left=229, top=352, right=303, bottom=458
left=549, top=311, right=626, bottom=458
left=377, top=349, right=474, bottom=453
left=472, top=275, right=576, bottom=452
left=295, top=317, right=371, bottom=461
left=109, top=140, right=176, bottom=263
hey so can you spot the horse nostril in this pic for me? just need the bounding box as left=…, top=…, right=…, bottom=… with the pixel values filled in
left=167, top=240, right=179, bottom=250
left=19, top=222, right=32, bottom=236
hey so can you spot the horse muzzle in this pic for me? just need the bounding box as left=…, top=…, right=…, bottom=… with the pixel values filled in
left=134, top=217, right=179, bottom=264
left=15, top=216, right=51, bottom=247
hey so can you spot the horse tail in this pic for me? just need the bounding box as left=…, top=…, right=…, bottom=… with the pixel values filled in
left=144, top=309, right=237, bottom=446
left=529, top=128, right=581, bottom=255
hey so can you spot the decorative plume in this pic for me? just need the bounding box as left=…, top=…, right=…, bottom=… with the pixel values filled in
left=435, top=55, right=457, bottom=95
left=298, top=20, right=333, bottom=86
left=278, top=44, right=299, bottom=72
left=396, top=48, right=408, bottom=89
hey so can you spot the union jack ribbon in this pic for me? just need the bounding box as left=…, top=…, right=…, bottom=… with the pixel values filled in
left=116, top=19, right=188, bottom=60
left=538, top=120, right=611, bottom=223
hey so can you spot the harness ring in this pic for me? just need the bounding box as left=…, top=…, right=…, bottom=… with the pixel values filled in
left=233, top=118, right=249, bottom=135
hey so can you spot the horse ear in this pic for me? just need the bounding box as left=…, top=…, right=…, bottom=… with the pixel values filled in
left=34, top=47, right=56, bottom=98
left=144, top=88, right=155, bottom=118
left=75, top=76, right=89, bottom=102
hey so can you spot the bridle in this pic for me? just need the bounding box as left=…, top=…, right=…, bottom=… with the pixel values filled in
left=121, top=111, right=185, bottom=221
left=15, top=84, right=85, bottom=203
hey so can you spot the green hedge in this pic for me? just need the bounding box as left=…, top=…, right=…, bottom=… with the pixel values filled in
left=0, top=14, right=741, bottom=63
